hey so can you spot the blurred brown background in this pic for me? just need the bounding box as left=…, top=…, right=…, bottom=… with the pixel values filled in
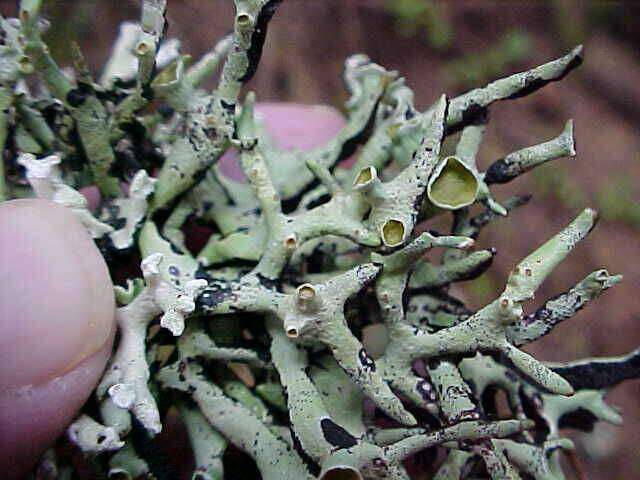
left=1, top=0, right=638, bottom=478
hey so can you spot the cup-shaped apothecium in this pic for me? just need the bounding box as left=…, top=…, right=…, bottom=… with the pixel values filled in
left=427, top=156, right=480, bottom=210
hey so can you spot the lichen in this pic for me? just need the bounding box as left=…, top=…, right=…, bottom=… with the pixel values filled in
left=1, top=1, right=637, bottom=479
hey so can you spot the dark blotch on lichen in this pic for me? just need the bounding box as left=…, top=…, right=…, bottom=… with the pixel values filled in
left=320, top=418, right=357, bottom=449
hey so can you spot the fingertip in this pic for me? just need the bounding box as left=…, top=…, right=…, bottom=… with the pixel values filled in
left=0, top=199, right=116, bottom=476
left=254, top=102, right=346, bottom=150
left=0, top=200, right=115, bottom=390
left=79, top=185, right=102, bottom=212
left=218, top=102, right=346, bottom=181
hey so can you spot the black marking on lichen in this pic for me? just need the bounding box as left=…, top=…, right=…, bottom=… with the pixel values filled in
left=510, top=285, right=592, bottom=346
left=141, top=83, right=155, bottom=102
left=289, top=426, right=321, bottom=476
left=416, top=379, right=435, bottom=403
left=304, top=193, right=331, bottom=210
left=551, top=350, right=640, bottom=391
left=454, top=253, right=495, bottom=283
left=452, top=102, right=487, bottom=134
left=158, top=104, right=175, bottom=119
left=558, top=407, right=598, bottom=432
left=335, top=99, right=380, bottom=163
left=100, top=202, right=127, bottom=230
left=320, top=418, right=358, bottom=449
left=255, top=272, right=281, bottom=290
left=220, top=99, right=236, bottom=116
left=194, top=265, right=215, bottom=283
left=404, top=108, right=416, bottom=120
left=196, top=283, right=234, bottom=311
left=483, top=158, right=514, bottom=184
left=358, top=348, right=376, bottom=372
left=238, top=0, right=283, bottom=83
left=506, top=53, right=583, bottom=101
left=66, top=82, right=93, bottom=108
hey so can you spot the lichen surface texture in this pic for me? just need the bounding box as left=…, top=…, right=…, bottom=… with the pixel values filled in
left=2, top=1, right=639, bottom=479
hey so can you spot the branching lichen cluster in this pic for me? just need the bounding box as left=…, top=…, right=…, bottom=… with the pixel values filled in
left=2, top=1, right=638, bottom=479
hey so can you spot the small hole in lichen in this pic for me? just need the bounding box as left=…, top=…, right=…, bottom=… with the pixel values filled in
left=192, top=471, right=207, bottom=480
left=18, top=56, right=33, bottom=74
left=320, top=467, right=362, bottom=480
left=108, top=472, right=130, bottom=480
left=297, top=283, right=316, bottom=301
left=236, top=13, right=252, bottom=26
left=135, top=41, right=150, bottom=56
left=152, top=60, right=179, bottom=86
left=286, top=326, right=299, bottom=338
left=381, top=219, right=405, bottom=247
left=353, top=166, right=375, bottom=186
left=284, top=235, right=297, bottom=250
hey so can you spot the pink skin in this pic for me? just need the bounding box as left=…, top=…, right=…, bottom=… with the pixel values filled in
left=0, top=104, right=346, bottom=478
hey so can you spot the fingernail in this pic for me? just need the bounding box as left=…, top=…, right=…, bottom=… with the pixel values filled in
left=0, top=340, right=114, bottom=478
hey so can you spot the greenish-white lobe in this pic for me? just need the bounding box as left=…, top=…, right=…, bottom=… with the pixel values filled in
left=99, top=396, right=131, bottom=438
left=378, top=209, right=603, bottom=399
left=410, top=248, right=496, bottom=290
left=111, top=0, right=168, bottom=138
left=310, top=354, right=366, bottom=437
left=179, top=322, right=265, bottom=366
left=108, top=443, right=150, bottom=480
left=492, top=439, right=573, bottom=480
left=364, top=94, right=449, bottom=247
left=485, top=120, right=575, bottom=185
left=433, top=449, right=474, bottom=480
left=260, top=55, right=397, bottom=201
left=114, top=278, right=146, bottom=306
left=157, top=360, right=315, bottom=480
left=428, top=360, right=479, bottom=424
left=151, top=0, right=282, bottom=211
left=255, top=382, right=288, bottom=411
left=97, top=254, right=206, bottom=435
left=438, top=45, right=583, bottom=129
left=185, top=33, right=234, bottom=88
left=15, top=95, right=56, bottom=151
left=474, top=440, right=524, bottom=480
left=20, top=0, right=122, bottom=196
left=276, top=264, right=416, bottom=425
left=178, top=401, right=226, bottom=480
left=269, top=320, right=341, bottom=463
left=344, top=77, right=418, bottom=184
left=67, top=414, right=124, bottom=454
left=98, top=170, right=156, bottom=250
left=139, top=220, right=200, bottom=287
left=382, top=419, right=532, bottom=464
left=507, top=269, right=622, bottom=346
